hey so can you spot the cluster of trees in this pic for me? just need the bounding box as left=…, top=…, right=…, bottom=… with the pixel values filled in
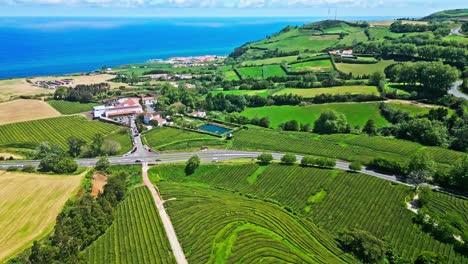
left=338, top=229, right=388, bottom=263
left=54, top=83, right=110, bottom=103
left=29, top=170, right=129, bottom=263
left=354, top=42, right=466, bottom=66
left=379, top=103, right=467, bottom=151
left=35, top=142, right=77, bottom=174
left=280, top=120, right=310, bottom=132
left=225, top=113, right=270, bottom=128
left=204, top=93, right=302, bottom=113
left=387, top=61, right=459, bottom=96
left=300, top=156, right=336, bottom=168
left=313, top=111, right=351, bottom=134
left=390, top=21, right=440, bottom=33
left=368, top=153, right=467, bottom=192
left=185, top=155, right=200, bottom=175
left=68, top=133, right=122, bottom=158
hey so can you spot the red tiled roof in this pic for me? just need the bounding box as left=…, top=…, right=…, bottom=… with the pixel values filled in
left=107, top=110, right=142, bottom=117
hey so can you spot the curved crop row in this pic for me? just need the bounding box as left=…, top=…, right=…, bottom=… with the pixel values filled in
left=84, top=187, right=175, bottom=264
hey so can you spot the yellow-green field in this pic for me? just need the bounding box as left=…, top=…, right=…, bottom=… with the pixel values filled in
left=336, top=60, right=396, bottom=76
left=0, top=171, right=83, bottom=262
left=274, top=86, right=379, bottom=97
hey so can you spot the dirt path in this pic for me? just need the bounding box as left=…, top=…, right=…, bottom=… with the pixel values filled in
left=406, top=193, right=419, bottom=214
left=141, top=163, right=187, bottom=264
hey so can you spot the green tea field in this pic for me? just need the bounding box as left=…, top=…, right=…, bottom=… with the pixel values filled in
left=0, top=116, right=121, bottom=149
left=47, top=100, right=98, bottom=115
left=144, top=127, right=225, bottom=151
left=84, top=187, right=175, bottom=264
left=153, top=163, right=468, bottom=263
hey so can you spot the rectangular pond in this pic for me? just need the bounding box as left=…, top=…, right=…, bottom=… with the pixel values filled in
left=199, top=124, right=232, bottom=134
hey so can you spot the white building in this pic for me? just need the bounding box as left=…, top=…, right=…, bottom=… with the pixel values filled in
left=93, top=98, right=143, bottom=118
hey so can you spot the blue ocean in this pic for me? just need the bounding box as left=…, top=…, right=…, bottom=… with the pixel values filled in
left=0, top=16, right=395, bottom=79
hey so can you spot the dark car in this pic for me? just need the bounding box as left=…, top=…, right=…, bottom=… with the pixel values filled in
left=155, top=159, right=162, bottom=162
left=135, top=160, right=142, bottom=163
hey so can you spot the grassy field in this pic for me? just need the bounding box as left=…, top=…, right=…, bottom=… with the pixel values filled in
left=105, top=130, right=133, bottom=155
left=0, top=171, right=83, bottom=262
left=153, top=163, right=467, bottom=263
left=443, top=35, right=468, bottom=44
left=385, top=102, right=433, bottom=116
left=254, top=35, right=339, bottom=52
left=223, top=70, right=240, bottom=81
left=0, top=99, right=61, bottom=125
left=144, top=127, right=225, bottom=151
left=231, top=126, right=465, bottom=165
left=84, top=187, right=175, bottom=264
left=263, top=64, right=287, bottom=78
left=240, top=103, right=389, bottom=128
left=153, top=169, right=358, bottom=263
left=274, top=86, right=379, bottom=97
left=47, top=100, right=98, bottom=115
left=289, top=59, right=333, bottom=72
left=335, top=60, right=396, bottom=76
left=368, top=28, right=404, bottom=40
left=236, top=66, right=263, bottom=79
left=241, top=55, right=298, bottom=66
left=335, top=31, right=368, bottom=46
left=0, top=116, right=121, bottom=149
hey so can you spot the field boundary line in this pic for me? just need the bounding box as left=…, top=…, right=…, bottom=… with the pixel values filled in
left=141, top=163, right=187, bottom=264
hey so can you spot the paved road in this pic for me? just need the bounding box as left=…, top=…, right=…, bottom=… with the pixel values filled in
left=450, top=27, right=464, bottom=36
left=0, top=150, right=412, bottom=186
left=448, top=81, right=468, bottom=100
left=142, top=163, right=187, bottom=264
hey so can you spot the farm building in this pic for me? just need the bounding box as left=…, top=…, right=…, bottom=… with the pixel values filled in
left=93, top=98, right=143, bottom=118
left=143, top=113, right=167, bottom=127
left=190, top=111, right=206, bottom=118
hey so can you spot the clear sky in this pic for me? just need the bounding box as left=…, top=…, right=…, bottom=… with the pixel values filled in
left=0, top=0, right=466, bottom=17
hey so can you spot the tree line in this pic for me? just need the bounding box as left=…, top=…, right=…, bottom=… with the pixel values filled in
left=54, top=83, right=111, bottom=103
left=28, top=165, right=129, bottom=263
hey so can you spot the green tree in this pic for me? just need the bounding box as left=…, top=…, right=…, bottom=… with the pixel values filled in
left=313, top=110, right=349, bottom=134
left=281, top=120, right=299, bottom=131
left=301, top=156, right=315, bottom=167
left=407, top=154, right=434, bottom=187
left=67, top=136, right=86, bottom=158
left=53, top=157, right=78, bottom=174
left=338, top=229, right=387, bottom=264
left=39, top=153, right=61, bottom=172
left=127, top=72, right=140, bottom=85
left=368, top=71, right=386, bottom=86
left=22, top=165, right=36, bottom=173
left=281, top=153, right=296, bottom=165
left=257, top=153, right=273, bottom=164
left=95, top=156, right=110, bottom=171
left=185, top=155, right=201, bottom=175
left=91, top=133, right=104, bottom=156
left=53, top=86, right=68, bottom=100
left=101, top=139, right=121, bottom=156
left=349, top=161, right=362, bottom=172
left=450, top=155, right=468, bottom=192
left=363, top=119, right=377, bottom=135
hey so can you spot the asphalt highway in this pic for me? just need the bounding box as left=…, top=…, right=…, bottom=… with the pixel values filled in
left=0, top=149, right=412, bottom=186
